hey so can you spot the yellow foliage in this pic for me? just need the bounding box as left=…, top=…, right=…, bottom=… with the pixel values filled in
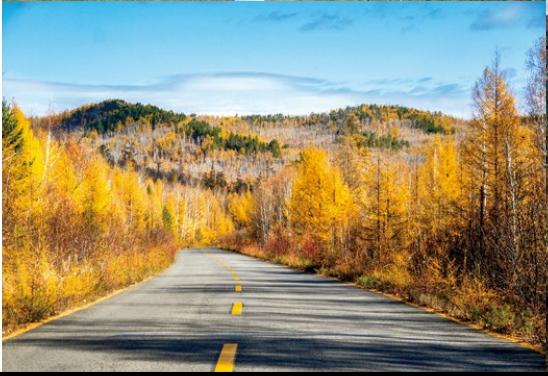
left=112, top=168, right=146, bottom=231
left=290, top=148, right=354, bottom=252
left=146, top=178, right=166, bottom=231
left=78, top=158, right=112, bottom=230
left=360, top=153, right=410, bottom=262
left=2, top=105, right=178, bottom=334
left=227, top=190, right=254, bottom=228
left=156, top=131, right=178, bottom=153
left=10, top=107, right=48, bottom=222
left=162, top=192, right=178, bottom=236
left=389, top=125, right=400, bottom=139
left=61, top=265, right=100, bottom=302
left=418, top=136, right=463, bottom=238
left=5, top=249, right=59, bottom=323
left=373, top=252, right=411, bottom=288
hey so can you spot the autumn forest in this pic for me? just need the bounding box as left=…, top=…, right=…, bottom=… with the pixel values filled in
left=2, top=37, right=546, bottom=353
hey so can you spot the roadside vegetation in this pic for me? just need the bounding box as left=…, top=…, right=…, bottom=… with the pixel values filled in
left=3, top=38, right=545, bottom=351
left=2, top=104, right=232, bottom=335
left=223, top=40, right=547, bottom=349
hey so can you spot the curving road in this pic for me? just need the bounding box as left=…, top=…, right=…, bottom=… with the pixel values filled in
left=3, top=248, right=545, bottom=371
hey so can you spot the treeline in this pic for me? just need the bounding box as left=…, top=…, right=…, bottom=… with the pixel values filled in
left=242, top=103, right=460, bottom=135
left=2, top=102, right=233, bottom=333
left=225, top=42, right=546, bottom=346
left=183, top=119, right=282, bottom=157
left=55, top=99, right=186, bottom=133
left=38, top=100, right=283, bottom=158
left=358, top=130, right=410, bottom=150
left=96, top=123, right=283, bottom=193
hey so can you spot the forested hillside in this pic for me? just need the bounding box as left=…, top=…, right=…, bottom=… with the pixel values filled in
left=3, top=37, right=545, bottom=350
left=32, top=98, right=454, bottom=193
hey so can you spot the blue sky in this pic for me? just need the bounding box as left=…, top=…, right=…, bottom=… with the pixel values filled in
left=2, top=1, right=546, bottom=118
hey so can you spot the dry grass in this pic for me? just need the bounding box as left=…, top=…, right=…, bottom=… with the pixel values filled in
left=228, top=242, right=546, bottom=352
left=2, top=243, right=176, bottom=336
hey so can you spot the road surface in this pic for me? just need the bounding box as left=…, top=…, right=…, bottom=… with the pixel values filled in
left=3, top=248, right=545, bottom=371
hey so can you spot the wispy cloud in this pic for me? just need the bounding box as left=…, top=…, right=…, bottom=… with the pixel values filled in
left=299, top=13, right=352, bottom=32
left=254, top=11, right=298, bottom=23
left=253, top=10, right=353, bottom=32
left=3, top=72, right=473, bottom=118
left=394, top=5, right=444, bottom=33
left=469, top=3, right=545, bottom=31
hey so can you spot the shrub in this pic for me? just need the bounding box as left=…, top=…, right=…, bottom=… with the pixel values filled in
left=300, top=233, right=323, bottom=263
left=4, top=250, right=59, bottom=326
left=265, top=226, right=292, bottom=258
left=332, top=256, right=360, bottom=281
left=485, top=305, right=515, bottom=332
left=61, top=264, right=100, bottom=303
left=373, top=253, right=411, bottom=289
left=357, top=275, right=378, bottom=288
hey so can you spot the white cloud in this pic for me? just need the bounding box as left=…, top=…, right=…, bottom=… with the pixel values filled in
left=3, top=72, right=472, bottom=118
left=469, top=3, right=545, bottom=31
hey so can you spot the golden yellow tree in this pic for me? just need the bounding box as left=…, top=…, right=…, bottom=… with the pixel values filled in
left=227, top=190, right=254, bottom=229
left=419, top=136, right=462, bottom=245
left=466, top=55, right=534, bottom=289
left=290, top=148, right=354, bottom=261
left=358, top=150, right=410, bottom=283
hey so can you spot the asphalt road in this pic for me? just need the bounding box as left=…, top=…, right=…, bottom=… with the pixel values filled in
left=3, top=248, right=545, bottom=371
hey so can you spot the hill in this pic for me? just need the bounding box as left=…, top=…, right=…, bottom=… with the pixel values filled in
left=52, top=99, right=185, bottom=133
left=32, top=99, right=467, bottom=191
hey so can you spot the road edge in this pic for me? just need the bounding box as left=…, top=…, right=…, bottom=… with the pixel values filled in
left=2, top=268, right=164, bottom=341
left=220, top=247, right=545, bottom=356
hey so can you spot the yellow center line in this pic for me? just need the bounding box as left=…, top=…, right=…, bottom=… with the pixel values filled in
left=203, top=251, right=240, bottom=282
left=214, top=343, right=238, bottom=372
left=234, top=285, right=242, bottom=292
left=231, top=302, right=243, bottom=315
